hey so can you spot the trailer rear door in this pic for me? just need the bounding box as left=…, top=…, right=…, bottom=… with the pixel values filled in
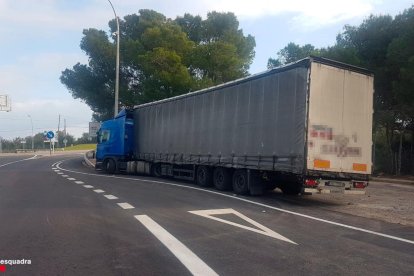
left=306, top=61, right=374, bottom=175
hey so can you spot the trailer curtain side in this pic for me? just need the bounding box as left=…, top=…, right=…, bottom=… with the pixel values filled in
left=134, top=65, right=309, bottom=173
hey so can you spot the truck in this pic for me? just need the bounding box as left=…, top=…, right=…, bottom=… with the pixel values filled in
left=95, top=56, right=374, bottom=196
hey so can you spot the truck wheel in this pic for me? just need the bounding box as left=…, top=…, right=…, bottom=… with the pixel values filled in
left=213, top=167, right=232, bottom=190
left=280, top=182, right=302, bottom=195
left=196, top=166, right=213, bottom=187
left=232, top=169, right=249, bottom=195
left=151, top=163, right=162, bottom=178
left=104, top=158, right=116, bottom=174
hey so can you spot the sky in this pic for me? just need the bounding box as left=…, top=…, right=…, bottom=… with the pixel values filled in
left=0, top=0, right=412, bottom=140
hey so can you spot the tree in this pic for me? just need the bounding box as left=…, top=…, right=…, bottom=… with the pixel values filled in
left=61, top=28, right=121, bottom=121
left=76, top=132, right=95, bottom=144
left=61, top=10, right=255, bottom=121
left=174, top=13, right=203, bottom=43
left=266, top=5, right=414, bottom=174
left=267, top=43, right=319, bottom=68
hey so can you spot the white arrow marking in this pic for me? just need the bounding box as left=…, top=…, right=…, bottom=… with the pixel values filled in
left=135, top=215, right=218, bottom=276
left=189, top=208, right=297, bottom=245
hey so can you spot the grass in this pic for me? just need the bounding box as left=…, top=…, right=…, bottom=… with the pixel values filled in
left=61, top=144, right=96, bottom=151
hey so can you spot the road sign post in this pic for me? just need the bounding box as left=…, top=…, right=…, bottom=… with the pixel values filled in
left=46, top=131, right=55, bottom=155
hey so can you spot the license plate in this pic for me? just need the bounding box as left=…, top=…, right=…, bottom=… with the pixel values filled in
left=327, top=181, right=345, bottom=188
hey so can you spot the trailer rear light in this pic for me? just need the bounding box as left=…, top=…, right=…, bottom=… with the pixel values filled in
left=305, top=179, right=318, bottom=187
left=353, top=181, right=367, bottom=189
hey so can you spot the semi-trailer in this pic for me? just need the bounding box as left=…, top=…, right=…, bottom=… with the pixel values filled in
left=95, top=56, right=374, bottom=196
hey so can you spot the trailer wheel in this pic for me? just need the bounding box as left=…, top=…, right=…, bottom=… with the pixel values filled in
left=213, top=167, right=232, bottom=190
left=104, top=158, right=116, bottom=174
left=196, top=166, right=213, bottom=187
left=151, top=163, right=162, bottom=178
left=232, top=169, right=249, bottom=195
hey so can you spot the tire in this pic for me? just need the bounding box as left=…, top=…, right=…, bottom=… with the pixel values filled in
left=280, top=182, right=303, bottom=195
left=213, top=167, right=232, bottom=191
left=232, top=169, right=249, bottom=195
left=104, top=158, right=116, bottom=174
left=151, top=163, right=162, bottom=177
left=196, top=166, right=213, bottom=187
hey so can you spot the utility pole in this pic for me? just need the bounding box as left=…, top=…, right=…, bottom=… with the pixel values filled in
left=57, top=114, right=61, bottom=148
left=28, top=114, right=34, bottom=151
left=107, top=0, right=120, bottom=117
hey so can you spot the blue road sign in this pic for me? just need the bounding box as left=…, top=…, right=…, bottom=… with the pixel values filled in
left=46, top=131, right=54, bottom=139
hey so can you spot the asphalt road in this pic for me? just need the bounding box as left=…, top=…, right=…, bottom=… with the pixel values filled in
left=0, top=153, right=413, bottom=275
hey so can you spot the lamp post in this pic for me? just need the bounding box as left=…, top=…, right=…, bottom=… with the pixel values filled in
left=27, top=114, right=34, bottom=151
left=107, top=0, right=120, bottom=117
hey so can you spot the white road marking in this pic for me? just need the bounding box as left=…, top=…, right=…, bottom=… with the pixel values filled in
left=117, top=202, right=134, bottom=209
left=189, top=208, right=296, bottom=244
left=83, top=185, right=94, bottom=188
left=104, top=194, right=119, bottom=200
left=94, top=189, right=105, bottom=193
left=75, top=181, right=84, bottom=184
left=67, top=178, right=76, bottom=181
left=61, top=175, right=69, bottom=177
left=135, top=215, right=218, bottom=276
left=56, top=161, right=414, bottom=245
left=0, top=155, right=38, bottom=168
left=57, top=172, right=64, bottom=175
left=53, top=169, right=60, bottom=172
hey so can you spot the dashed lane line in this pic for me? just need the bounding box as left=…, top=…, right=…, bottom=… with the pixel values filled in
left=55, top=160, right=414, bottom=245
left=75, top=181, right=84, bottom=184
left=83, top=185, right=94, bottom=188
left=61, top=175, right=69, bottom=178
left=117, top=202, right=135, bottom=209
left=67, top=178, right=76, bottom=181
left=104, top=195, right=119, bottom=200
left=135, top=215, right=218, bottom=276
left=0, top=155, right=39, bottom=168
left=54, top=161, right=217, bottom=275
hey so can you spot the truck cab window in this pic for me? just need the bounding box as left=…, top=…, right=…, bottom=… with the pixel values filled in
left=98, top=130, right=110, bottom=143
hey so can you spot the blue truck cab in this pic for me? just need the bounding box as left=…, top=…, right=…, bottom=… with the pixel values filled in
left=96, top=109, right=134, bottom=173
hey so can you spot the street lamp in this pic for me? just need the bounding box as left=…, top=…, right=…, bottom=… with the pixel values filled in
left=107, top=0, right=120, bottom=117
left=27, top=114, right=34, bottom=151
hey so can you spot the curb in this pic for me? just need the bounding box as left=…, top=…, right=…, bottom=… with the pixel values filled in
left=83, top=150, right=96, bottom=168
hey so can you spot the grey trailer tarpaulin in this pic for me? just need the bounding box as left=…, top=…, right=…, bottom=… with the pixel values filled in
left=134, top=60, right=309, bottom=174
